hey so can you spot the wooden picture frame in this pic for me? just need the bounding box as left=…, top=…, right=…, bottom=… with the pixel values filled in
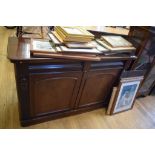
left=107, top=71, right=144, bottom=115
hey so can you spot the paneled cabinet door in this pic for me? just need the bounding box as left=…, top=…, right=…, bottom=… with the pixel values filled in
left=78, top=69, right=121, bottom=108
left=29, top=71, right=82, bottom=117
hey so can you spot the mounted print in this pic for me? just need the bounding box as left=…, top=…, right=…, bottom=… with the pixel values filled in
left=107, top=71, right=144, bottom=115
left=30, top=39, right=56, bottom=55
left=113, top=80, right=140, bottom=113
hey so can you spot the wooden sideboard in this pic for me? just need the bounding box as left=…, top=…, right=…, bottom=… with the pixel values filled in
left=7, top=37, right=136, bottom=126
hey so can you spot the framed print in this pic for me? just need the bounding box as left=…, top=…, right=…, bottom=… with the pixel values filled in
left=101, top=35, right=133, bottom=48
left=112, top=80, right=140, bottom=114
left=30, top=39, right=56, bottom=55
left=107, top=70, right=144, bottom=115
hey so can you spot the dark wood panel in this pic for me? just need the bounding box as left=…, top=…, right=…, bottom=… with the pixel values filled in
left=90, top=61, right=124, bottom=70
left=29, top=62, right=83, bottom=72
left=14, top=63, right=30, bottom=120
left=78, top=69, right=122, bottom=107
left=29, top=71, right=82, bottom=117
left=21, top=101, right=105, bottom=127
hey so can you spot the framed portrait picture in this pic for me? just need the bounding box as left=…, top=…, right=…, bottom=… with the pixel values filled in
left=107, top=71, right=144, bottom=115
left=113, top=80, right=140, bottom=114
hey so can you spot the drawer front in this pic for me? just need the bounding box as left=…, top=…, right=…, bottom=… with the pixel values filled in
left=90, top=61, right=124, bottom=71
left=29, top=62, right=83, bottom=73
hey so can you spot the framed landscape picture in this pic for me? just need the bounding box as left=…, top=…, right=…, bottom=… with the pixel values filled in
left=30, top=39, right=56, bottom=55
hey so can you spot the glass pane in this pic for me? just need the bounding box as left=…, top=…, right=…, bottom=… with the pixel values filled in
left=139, top=64, right=155, bottom=92
left=135, top=37, right=155, bottom=70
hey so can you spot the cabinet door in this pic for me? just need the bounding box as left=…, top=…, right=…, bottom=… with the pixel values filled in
left=29, top=71, right=82, bottom=117
left=78, top=69, right=121, bottom=108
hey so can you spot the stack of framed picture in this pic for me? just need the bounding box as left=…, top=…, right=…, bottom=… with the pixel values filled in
left=107, top=71, right=144, bottom=115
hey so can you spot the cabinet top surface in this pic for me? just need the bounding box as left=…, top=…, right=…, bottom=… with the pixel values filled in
left=7, top=37, right=136, bottom=63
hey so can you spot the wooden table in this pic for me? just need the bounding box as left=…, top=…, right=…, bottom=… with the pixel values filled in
left=7, top=37, right=136, bottom=126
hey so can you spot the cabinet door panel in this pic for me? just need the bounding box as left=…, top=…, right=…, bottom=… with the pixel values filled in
left=78, top=69, right=121, bottom=107
left=29, top=72, right=82, bottom=117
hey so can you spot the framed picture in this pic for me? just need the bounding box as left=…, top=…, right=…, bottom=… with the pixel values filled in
left=30, top=39, right=56, bottom=55
left=107, top=71, right=144, bottom=115
left=57, top=26, right=94, bottom=37
left=113, top=80, right=140, bottom=114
